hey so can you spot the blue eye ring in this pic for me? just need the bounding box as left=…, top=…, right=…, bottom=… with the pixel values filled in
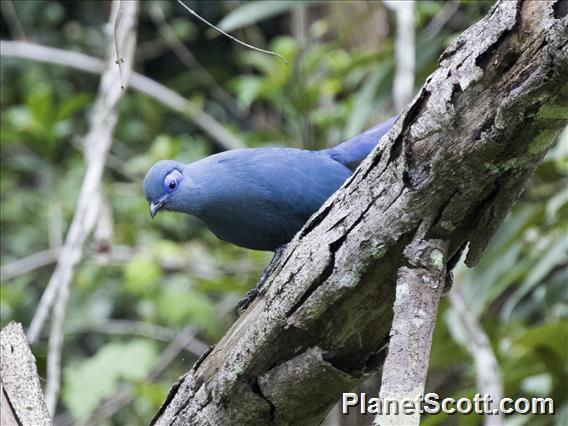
left=163, top=169, right=183, bottom=193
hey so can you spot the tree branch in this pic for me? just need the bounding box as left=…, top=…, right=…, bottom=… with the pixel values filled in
left=22, top=0, right=139, bottom=415
left=384, top=0, right=416, bottom=112
left=65, top=319, right=209, bottom=357
left=0, top=322, right=50, bottom=425
left=85, top=326, right=199, bottom=426
left=152, top=0, right=567, bottom=424
left=374, top=238, right=447, bottom=426
left=0, top=0, right=26, bottom=41
left=148, top=3, right=250, bottom=123
left=1, top=248, right=59, bottom=281
left=449, top=285, right=504, bottom=426
left=176, top=0, right=288, bottom=64
left=0, top=40, right=244, bottom=151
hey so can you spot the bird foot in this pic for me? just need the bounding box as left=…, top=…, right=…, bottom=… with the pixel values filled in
left=234, top=244, right=288, bottom=317
left=235, top=288, right=259, bottom=316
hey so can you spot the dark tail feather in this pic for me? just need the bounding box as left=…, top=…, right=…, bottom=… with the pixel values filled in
left=324, top=116, right=397, bottom=170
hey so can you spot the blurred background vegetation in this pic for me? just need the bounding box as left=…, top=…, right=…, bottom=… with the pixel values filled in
left=0, top=1, right=566, bottom=425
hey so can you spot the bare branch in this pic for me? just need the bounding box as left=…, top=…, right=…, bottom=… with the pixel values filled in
left=449, top=285, right=504, bottom=426
left=149, top=3, right=250, bottom=123
left=0, top=0, right=26, bottom=40
left=374, top=239, right=447, bottom=426
left=1, top=322, right=50, bottom=425
left=19, top=0, right=139, bottom=415
left=1, top=249, right=59, bottom=281
left=113, top=0, right=126, bottom=90
left=65, top=320, right=209, bottom=356
left=384, top=0, right=416, bottom=112
left=85, top=299, right=234, bottom=426
left=423, top=0, right=460, bottom=40
left=1, top=243, right=261, bottom=282
left=93, top=188, right=113, bottom=265
left=177, top=0, right=288, bottom=64
left=0, top=40, right=244, bottom=150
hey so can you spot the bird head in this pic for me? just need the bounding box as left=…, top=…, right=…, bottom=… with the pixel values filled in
left=143, top=160, right=186, bottom=218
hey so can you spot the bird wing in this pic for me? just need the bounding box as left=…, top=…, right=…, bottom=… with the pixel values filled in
left=322, top=116, right=396, bottom=170
left=194, top=148, right=351, bottom=250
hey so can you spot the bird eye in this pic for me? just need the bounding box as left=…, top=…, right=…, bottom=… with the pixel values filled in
left=163, top=169, right=183, bottom=193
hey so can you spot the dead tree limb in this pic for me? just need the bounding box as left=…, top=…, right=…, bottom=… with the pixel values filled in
left=374, top=238, right=448, bottom=426
left=153, top=1, right=567, bottom=424
left=0, top=322, right=51, bottom=425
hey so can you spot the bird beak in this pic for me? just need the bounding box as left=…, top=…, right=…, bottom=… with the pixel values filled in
left=149, top=194, right=171, bottom=218
left=149, top=201, right=163, bottom=219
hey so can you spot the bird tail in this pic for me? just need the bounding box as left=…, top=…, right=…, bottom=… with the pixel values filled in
left=323, top=116, right=397, bottom=170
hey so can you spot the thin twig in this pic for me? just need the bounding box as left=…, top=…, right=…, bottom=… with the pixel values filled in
left=149, top=4, right=251, bottom=123
left=84, top=300, right=234, bottom=425
left=32, top=1, right=139, bottom=415
left=1, top=249, right=59, bottom=281
left=65, top=320, right=209, bottom=356
left=135, top=38, right=169, bottom=62
left=0, top=0, right=26, bottom=40
left=1, top=243, right=261, bottom=282
left=0, top=40, right=244, bottom=150
left=93, top=188, right=113, bottom=264
left=449, top=286, right=504, bottom=426
left=114, top=0, right=125, bottom=90
left=177, top=0, right=288, bottom=65
left=423, top=0, right=460, bottom=40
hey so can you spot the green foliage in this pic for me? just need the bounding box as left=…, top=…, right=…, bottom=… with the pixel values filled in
left=218, top=1, right=307, bottom=33
left=63, top=339, right=158, bottom=422
left=124, top=253, right=162, bottom=296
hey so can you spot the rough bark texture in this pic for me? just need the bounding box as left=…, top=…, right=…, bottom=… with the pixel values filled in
left=153, top=1, right=567, bottom=425
left=374, top=239, right=448, bottom=426
left=0, top=322, right=51, bottom=425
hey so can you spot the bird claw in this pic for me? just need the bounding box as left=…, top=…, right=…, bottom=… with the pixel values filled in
left=235, top=288, right=259, bottom=316
left=234, top=245, right=287, bottom=317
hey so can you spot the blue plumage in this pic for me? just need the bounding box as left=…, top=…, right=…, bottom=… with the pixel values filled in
left=143, top=117, right=395, bottom=251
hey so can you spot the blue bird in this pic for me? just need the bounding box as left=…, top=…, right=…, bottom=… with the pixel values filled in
left=144, top=117, right=396, bottom=310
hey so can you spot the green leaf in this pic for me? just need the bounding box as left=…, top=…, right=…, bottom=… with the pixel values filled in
left=26, top=82, right=53, bottom=126
left=345, top=64, right=392, bottom=138
left=63, top=340, right=158, bottom=421
left=218, top=1, right=303, bottom=33
left=513, top=321, right=568, bottom=360
left=546, top=189, right=568, bottom=222
left=460, top=205, right=542, bottom=314
left=157, top=276, right=219, bottom=336
left=502, top=234, right=568, bottom=320
left=55, top=93, right=90, bottom=121
left=124, top=253, right=162, bottom=296
left=232, top=75, right=263, bottom=108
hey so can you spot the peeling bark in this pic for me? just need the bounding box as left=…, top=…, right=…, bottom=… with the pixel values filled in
left=153, top=1, right=567, bottom=424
